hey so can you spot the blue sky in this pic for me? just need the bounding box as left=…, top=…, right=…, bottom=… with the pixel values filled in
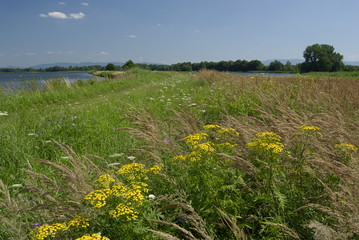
left=1, top=0, right=359, bottom=67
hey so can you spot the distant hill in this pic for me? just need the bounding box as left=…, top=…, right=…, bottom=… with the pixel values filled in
left=31, top=62, right=125, bottom=69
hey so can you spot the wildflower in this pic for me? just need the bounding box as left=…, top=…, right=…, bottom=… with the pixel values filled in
left=164, top=138, right=171, bottom=143
left=126, top=156, right=136, bottom=160
left=146, top=164, right=163, bottom=174
left=75, top=234, right=111, bottom=240
left=9, top=184, right=23, bottom=188
left=32, top=222, right=42, bottom=228
left=67, top=216, right=90, bottom=228
left=30, top=223, right=67, bottom=240
left=28, top=133, right=35, bottom=136
left=298, top=125, right=320, bottom=132
left=334, top=143, right=357, bottom=152
left=147, top=194, right=156, bottom=199
left=95, top=173, right=116, bottom=188
left=183, top=132, right=208, bottom=146
left=203, top=124, right=221, bottom=130
left=109, top=203, right=139, bottom=221
left=0, top=111, right=8, bottom=116
left=247, top=132, right=284, bottom=154
left=109, top=153, right=124, bottom=158
left=84, top=188, right=112, bottom=208
left=194, top=141, right=215, bottom=152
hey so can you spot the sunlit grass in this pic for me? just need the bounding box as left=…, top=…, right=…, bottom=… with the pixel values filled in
left=0, top=69, right=358, bottom=239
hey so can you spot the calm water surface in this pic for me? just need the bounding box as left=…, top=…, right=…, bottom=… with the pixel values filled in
left=0, top=72, right=98, bottom=90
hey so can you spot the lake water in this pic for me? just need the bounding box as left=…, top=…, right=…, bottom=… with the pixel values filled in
left=0, top=72, right=98, bottom=91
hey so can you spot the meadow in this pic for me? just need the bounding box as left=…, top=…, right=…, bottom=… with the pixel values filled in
left=0, top=69, right=358, bottom=239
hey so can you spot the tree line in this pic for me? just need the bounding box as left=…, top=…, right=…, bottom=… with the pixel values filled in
left=1, top=44, right=358, bottom=73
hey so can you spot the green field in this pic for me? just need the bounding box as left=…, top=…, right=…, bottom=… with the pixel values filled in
left=1, top=69, right=358, bottom=239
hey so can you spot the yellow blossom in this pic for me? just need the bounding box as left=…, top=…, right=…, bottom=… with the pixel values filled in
left=334, top=143, right=358, bottom=152
left=109, top=203, right=139, bottom=221
left=194, top=141, right=215, bottom=152
left=298, top=125, right=320, bottom=132
left=30, top=223, right=67, bottom=240
left=75, top=234, right=111, bottom=240
left=95, top=173, right=116, bottom=188
left=183, top=132, right=208, bottom=146
left=84, top=188, right=112, bottom=208
left=67, top=215, right=90, bottom=228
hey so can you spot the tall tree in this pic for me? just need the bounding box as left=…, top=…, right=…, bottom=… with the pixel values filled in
left=301, top=44, right=343, bottom=72
left=122, top=60, right=136, bottom=70
left=105, top=63, right=115, bottom=71
left=268, top=60, right=284, bottom=71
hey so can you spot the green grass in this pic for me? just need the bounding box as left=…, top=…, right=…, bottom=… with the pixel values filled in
left=1, top=69, right=358, bottom=239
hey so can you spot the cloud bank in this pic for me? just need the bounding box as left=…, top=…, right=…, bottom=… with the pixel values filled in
left=39, top=11, right=86, bottom=19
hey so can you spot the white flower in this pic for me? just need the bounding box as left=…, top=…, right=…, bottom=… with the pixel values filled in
left=147, top=194, right=156, bottom=199
left=109, top=153, right=124, bottom=158
left=61, top=156, right=69, bottom=159
left=28, top=133, right=35, bottom=136
left=127, top=156, right=136, bottom=160
left=10, top=184, right=22, bottom=188
left=0, top=111, right=8, bottom=116
left=45, top=140, right=52, bottom=143
left=107, top=162, right=121, bottom=167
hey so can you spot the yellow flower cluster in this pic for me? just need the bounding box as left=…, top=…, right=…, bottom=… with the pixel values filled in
left=84, top=188, right=112, bottom=208
left=31, top=223, right=67, bottom=240
left=109, top=203, right=139, bottom=220
left=84, top=163, right=160, bottom=222
left=247, top=132, right=284, bottom=154
left=334, top=143, right=358, bottom=152
left=95, top=174, right=116, bottom=188
left=174, top=125, right=239, bottom=162
left=31, top=216, right=89, bottom=240
left=298, top=125, right=320, bottom=132
left=67, top=215, right=90, bottom=228
left=194, top=141, right=215, bottom=152
left=75, top=234, right=110, bottom=240
left=174, top=151, right=203, bottom=162
left=203, top=124, right=239, bottom=136
left=184, top=132, right=209, bottom=146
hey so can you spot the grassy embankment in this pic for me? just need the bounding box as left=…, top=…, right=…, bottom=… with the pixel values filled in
left=0, top=69, right=358, bottom=239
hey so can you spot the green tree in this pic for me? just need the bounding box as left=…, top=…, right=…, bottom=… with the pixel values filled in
left=268, top=60, right=284, bottom=72
left=122, top=60, right=136, bottom=70
left=105, top=63, right=115, bottom=71
left=301, top=44, right=344, bottom=72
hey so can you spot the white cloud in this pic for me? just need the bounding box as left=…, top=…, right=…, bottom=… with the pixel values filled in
left=39, top=11, right=86, bottom=20
left=24, top=52, right=36, bottom=56
left=127, top=35, right=137, bottom=38
left=81, top=2, right=89, bottom=6
left=69, top=12, right=86, bottom=19
left=99, top=51, right=110, bottom=55
left=48, top=11, right=68, bottom=19
left=59, top=2, right=66, bottom=5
